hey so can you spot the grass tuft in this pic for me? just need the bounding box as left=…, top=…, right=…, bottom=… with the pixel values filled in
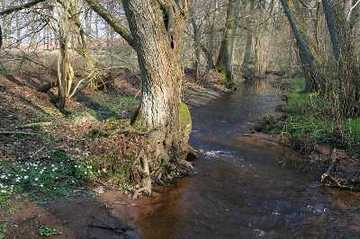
left=265, top=77, right=360, bottom=155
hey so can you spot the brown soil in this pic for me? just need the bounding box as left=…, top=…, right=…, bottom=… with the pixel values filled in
left=0, top=68, right=228, bottom=238
left=3, top=193, right=139, bottom=239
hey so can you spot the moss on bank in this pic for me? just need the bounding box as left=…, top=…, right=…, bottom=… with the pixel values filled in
left=265, top=77, right=360, bottom=156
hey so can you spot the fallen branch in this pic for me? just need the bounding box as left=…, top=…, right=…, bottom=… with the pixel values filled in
left=321, top=149, right=354, bottom=190
left=17, top=122, right=52, bottom=129
left=30, top=146, right=46, bottom=158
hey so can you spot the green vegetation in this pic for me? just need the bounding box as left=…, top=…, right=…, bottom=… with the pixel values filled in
left=266, top=77, right=360, bottom=156
left=85, top=153, right=136, bottom=192
left=0, top=150, right=97, bottom=208
left=0, top=223, right=6, bottom=239
left=0, top=91, right=141, bottom=209
left=38, top=225, right=59, bottom=237
left=71, top=93, right=138, bottom=121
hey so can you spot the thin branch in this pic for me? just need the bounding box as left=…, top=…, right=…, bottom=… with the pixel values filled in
left=84, top=0, right=135, bottom=48
left=347, top=0, right=360, bottom=21
left=0, top=0, right=46, bottom=16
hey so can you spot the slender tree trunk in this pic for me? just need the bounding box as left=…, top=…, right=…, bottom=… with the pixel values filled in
left=191, top=13, right=201, bottom=81
left=56, top=0, right=75, bottom=110
left=322, top=0, right=359, bottom=117
left=241, top=0, right=256, bottom=81
left=206, top=0, right=218, bottom=70
left=279, top=0, right=322, bottom=92
left=216, top=0, right=238, bottom=88
left=201, top=44, right=215, bottom=70
left=85, top=10, right=92, bottom=35
left=322, top=0, right=342, bottom=61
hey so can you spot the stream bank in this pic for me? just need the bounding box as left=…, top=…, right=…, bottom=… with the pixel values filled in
left=0, top=71, right=229, bottom=239
left=2, top=78, right=360, bottom=239
left=127, top=80, right=360, bottom=239
left=255, top=77, right=360, bottom=191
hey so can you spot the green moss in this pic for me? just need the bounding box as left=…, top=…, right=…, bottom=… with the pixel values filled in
left=179, top=102, right=192, bottom=139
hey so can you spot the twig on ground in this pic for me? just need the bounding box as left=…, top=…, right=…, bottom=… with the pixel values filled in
left=16, top=122, right=52, bottom=129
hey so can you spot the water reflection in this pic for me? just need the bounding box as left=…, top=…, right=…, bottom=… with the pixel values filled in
left=122, top=81, right=360, bottom=239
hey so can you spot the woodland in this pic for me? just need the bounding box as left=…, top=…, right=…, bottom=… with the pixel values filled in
left=0, top=0, right=359, bottom=238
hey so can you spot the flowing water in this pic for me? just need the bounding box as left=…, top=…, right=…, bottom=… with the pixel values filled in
left=130, top=82, right=360, bottom=239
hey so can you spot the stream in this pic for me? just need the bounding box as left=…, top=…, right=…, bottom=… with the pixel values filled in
left=126, top=81, right=360, bottom=239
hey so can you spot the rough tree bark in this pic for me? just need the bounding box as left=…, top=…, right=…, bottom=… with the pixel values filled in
left=86, top=0, right=192, bottom=194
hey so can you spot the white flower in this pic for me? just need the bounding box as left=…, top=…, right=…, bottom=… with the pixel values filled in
left=34, top=178, right=39, bottom=182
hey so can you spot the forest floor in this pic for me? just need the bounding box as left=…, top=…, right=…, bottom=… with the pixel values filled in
left=0, top=69, right=228, bottom=238
left=254, top=77, right=360, bottom=191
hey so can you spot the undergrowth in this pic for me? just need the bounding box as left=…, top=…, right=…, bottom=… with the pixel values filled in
left=266, top=77, right=360, bottom=156
left=0, top=149, right=97, bottom=208
left=0, top=223, right=6, bottom=239
left=38, top=225, right=59, bottom=237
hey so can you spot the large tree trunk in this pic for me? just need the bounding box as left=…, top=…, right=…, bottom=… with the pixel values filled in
left=279, top=0, right=322, bottom=92
left=123, top=0, right=191, bottom=194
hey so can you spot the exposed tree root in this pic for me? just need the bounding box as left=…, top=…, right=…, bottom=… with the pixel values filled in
left=321, top=149, right=360, bottom=191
